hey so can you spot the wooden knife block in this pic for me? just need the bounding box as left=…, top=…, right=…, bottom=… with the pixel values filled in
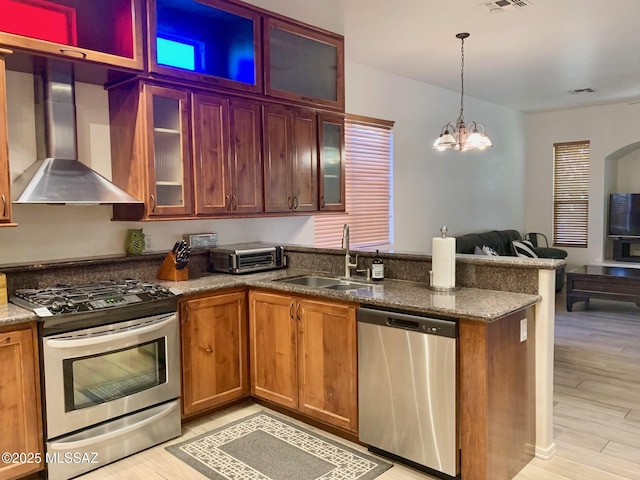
left=157, top=253, right=188, bottom=281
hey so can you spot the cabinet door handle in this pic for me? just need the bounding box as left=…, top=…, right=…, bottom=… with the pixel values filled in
left=231, top=195, right=238, bottom=211
left=205, top=345, right=213, bottom=353
left=287, top=196, right=293, bottom=210
left=60, top=48, right=87, bottom=59
left=150, top=194, right=157, bottom=212
left=295, top=303, right=301, bottom=321
left=320, top=196, right=325, bottom=209
left=293, top=197, right=298, bottom=210
left=1, top=194, right=6, bottom=217
left=289, top=301, right=295, bottom=319
left=225, top=195, right=231, bottom=211
left=1, top=336, right=11, bottom=344
left=182, top=306, right=189, bottom=323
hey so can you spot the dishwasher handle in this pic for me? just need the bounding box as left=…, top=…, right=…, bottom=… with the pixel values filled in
left=357, top=306, right=457, bottom=338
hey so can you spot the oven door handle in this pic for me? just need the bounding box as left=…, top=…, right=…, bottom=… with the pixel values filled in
left=47, top=401, right=178, bottom=450
left=45, top=313, right=176, bottom=349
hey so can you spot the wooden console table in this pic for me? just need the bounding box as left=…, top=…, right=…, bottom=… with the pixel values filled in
left=566, top=266, right=640, bottom=311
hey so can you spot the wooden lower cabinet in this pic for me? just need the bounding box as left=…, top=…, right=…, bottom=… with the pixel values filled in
left=0, top=322, right=43, bottom=480
left=180, top=290, right=249, bottom=418
left=248, top=290, right=358, bottom=433
left=459, top=307, right=536, bottom=480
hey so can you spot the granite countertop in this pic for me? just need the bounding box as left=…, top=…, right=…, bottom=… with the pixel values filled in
left=0, top=268, right=540, bottom=327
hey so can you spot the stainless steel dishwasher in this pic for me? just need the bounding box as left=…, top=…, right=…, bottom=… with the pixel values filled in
left=358, top=306, right=459, bottom=478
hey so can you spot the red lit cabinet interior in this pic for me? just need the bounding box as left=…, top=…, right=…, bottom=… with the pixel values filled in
left=0, top=0, right=143, bottom=70
left=193, top=94, right=262, bottom=215
left=265, top=17, right=344, bottom=111
left=180, top=290, right=249, bottom=418
left=147, top=0, right=261, bottom=94
left=0, top=48, right=14, bottom=226
left=110, top=82, right=193, bottom=220
left=318, top=113, right=345, bottom=211
left=263, top=104, right=317, bottom=213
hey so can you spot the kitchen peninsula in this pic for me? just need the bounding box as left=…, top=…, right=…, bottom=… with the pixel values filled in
left=0, top=246, right=564, bottom=480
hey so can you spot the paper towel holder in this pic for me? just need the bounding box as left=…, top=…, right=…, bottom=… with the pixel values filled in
left=429, top=226, right=459, bottom=292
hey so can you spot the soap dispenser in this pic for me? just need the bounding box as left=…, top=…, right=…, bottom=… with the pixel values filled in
left=372, top=250, right=384, bottom=281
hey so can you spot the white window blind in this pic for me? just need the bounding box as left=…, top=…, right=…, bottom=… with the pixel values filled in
left=553, top=140, right=590, bottom=247
left=315, top=115, right=393, bottom=248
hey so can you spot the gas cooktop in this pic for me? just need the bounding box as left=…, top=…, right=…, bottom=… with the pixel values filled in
left=11, top=279, right=178, bottom=316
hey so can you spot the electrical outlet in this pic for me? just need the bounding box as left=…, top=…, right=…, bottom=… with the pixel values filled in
left=520, top=318, right=527, bottom=342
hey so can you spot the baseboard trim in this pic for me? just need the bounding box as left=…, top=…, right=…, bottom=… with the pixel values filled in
left=535, top=442, right=557, bottom=460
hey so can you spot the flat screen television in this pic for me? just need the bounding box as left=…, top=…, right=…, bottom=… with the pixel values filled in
left=608, top=193, right=640, bottom=237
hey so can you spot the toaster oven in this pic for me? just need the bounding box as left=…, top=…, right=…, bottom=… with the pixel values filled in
left=209, top=243, right=285, bottom=274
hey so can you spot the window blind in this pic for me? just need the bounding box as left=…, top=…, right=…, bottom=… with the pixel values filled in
left=315, top=115, right=393, bottom=248
left=553, top=140, right=590, bottom=247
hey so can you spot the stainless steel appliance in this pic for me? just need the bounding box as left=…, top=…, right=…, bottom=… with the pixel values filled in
left=11, top=280, right=182, bottom=480
left=209, top=242, right=285, bottom=274
left=357, top=306, right=459, bottom=479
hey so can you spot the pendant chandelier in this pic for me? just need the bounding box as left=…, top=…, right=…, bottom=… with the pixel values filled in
left=432, top=33, right=493, bottom=152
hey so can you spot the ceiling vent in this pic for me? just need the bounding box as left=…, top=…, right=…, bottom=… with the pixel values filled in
left=568, top=88, right=597, bottom=94
left=482, top=0, right=532, bottom=12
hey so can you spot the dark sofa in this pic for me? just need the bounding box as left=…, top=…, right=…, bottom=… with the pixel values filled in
left=455, top=229, right=567, bottom=292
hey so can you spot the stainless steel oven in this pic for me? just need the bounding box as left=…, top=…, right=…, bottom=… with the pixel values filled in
left=11, top=280, right=182, bottom=480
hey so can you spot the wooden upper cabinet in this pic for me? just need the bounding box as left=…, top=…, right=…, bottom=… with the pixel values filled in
left=228, top=98, right=263, bottom=214
left=180, top=291, right=249, bottom=417
left=110, top=81, right=194, bottom=220
left=0, top=49, right=14, bottom=226
left=317, top=113, right=345, bottom=211
left=265, top=17, right=344, bottom=111
left=193, top=94, right=263, bottom=215
left=147, top=0, right=261, bottom=94
left=0, top=0, right=143, bottom=70
left=263, top=104, right=317, bottom=213
left=192, top=92, right=231, bottom=215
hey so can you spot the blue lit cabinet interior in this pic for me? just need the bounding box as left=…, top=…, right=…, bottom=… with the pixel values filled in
left=148, top=0, right=261, bottom=94
left=318, top=114, right=345, bottom=211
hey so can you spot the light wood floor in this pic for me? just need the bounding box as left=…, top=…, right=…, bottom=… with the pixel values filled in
left=78, top=294, right=640, bottom=480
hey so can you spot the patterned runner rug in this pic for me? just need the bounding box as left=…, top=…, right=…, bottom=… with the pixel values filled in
left=166, top=411, right=392, bottom=480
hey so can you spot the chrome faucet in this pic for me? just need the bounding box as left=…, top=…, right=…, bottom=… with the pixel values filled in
left=342, top=224, right=358, bottom=278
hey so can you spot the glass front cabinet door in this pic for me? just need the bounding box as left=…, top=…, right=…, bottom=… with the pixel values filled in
left=318, top=114, right=345, bottom=211
left=148, top=0, right=261, bottom=94
left=145, top=85, right=193, bottom=217
left=265, top=18, right=344, bottom=110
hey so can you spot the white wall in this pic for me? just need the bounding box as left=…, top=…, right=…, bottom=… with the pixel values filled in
left=526, top=102, right=640, bottom=268
left=1, top=62, right=527, bottom=264
left=345, top=62, right=527, bottom=252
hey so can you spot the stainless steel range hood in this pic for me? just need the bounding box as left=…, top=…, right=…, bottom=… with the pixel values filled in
left=11, top=61, right=142, bottom=205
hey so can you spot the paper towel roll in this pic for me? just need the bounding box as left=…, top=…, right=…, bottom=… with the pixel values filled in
left=432, top=237, right=456, bottom=288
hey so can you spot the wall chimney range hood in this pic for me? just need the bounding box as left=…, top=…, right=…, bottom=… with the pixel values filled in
left=11, top=61, right=142, bottom=205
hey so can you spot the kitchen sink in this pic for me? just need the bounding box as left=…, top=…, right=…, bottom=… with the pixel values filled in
left=276, top=275, right=373, bottom=290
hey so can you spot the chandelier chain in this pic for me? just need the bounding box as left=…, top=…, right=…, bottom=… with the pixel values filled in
left=459, top=36, right=465, bottom=123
